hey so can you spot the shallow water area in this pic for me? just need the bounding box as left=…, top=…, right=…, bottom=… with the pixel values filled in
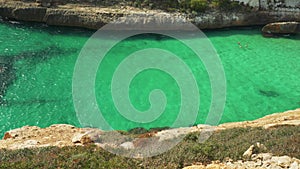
left=0, top=21, right=299, bottom=137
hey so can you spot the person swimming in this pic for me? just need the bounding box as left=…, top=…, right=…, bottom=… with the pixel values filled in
left=237, top=42, right=242, bottom=48
left=237, top=42, right=248, bottom=48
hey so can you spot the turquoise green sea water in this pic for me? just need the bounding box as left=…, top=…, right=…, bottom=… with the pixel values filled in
left=0, top=21, right=299, bottom=137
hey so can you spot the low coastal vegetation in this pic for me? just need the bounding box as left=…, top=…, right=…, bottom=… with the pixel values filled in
left=35, top=0, right=251, bottom=13
left=120, top=0, right=245, bottom=12
left=0, top=126, right=298, bottom=168
left=126, top=0, right=248, bottom=12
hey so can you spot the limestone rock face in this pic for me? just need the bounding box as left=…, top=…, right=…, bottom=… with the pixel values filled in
left=0, top=1, right=300, bottom=30
left=13, top=7, right=46, bottom=22
left=262, top=22, right=300, bottom=34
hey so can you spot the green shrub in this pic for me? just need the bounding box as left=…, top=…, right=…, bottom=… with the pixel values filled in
left=178, top=0, right=191, bottom=9
left=218, top=0, right=241, bottom=11
left=190, top=0, right=209, bottom=12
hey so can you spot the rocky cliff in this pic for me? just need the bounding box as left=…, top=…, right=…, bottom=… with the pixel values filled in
left=0, top=0, right=300, bottom=30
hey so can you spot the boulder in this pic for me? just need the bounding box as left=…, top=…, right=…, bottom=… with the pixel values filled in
left=262, top=22, right=300, bottom=35
left=243, top=145, right=255, bottom=158
left=290, top=161, right=299, bottom=169
left=271, top=156, right=292, bottom=168
left=72, top=129, right=103, bottom=144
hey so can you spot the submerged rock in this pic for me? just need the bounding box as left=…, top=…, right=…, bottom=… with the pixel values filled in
left=259, top=89, right=279, bottom=97
left=0, top=58, right=14, bottom=104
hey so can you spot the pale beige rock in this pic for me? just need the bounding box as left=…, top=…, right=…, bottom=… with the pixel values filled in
left=183, top=165, right=206, bottom=169
left=255, top=142, right=267, bottom=152
left=263, top=120, right=300, bottom=129
left=218, top=108, right=300, bottom=129
left=155, top=127, right=193, bottom=142
left=290, top=161, right=299, bottom=169
left=205, top=164, right=221, bottom=169
left=183, top=155, right=300, bottom=169
left=72, top=129, right=103, bottom=145
left=0, top=124, right=84, bottom=149
left=271, top=156, right=292, bottom=168
left=252, top=153, right=273, bottom=161
left=119, top=142, right=134, bottom=150
left=243, top=145, right=255, bottom=158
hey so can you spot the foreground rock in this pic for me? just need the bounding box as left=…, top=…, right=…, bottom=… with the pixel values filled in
left=184, top=153, right=300, bottom=169
left=0, top=108, right=299, bottom=150
left=262, top=22, right=300, bottom=35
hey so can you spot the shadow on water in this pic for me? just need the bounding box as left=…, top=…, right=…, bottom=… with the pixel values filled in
left=1, top=18, right=94, bottom=37
left=0, top=45, right=78, bottom=106
left=258, top=89, right=280, bottom=97
left=1, top=98, right=65, bottom=107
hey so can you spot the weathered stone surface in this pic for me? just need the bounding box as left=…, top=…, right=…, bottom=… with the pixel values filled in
left=155, top=127, right=193, bottom=142
left=0, top=108, right=299, bottom=150
left=264, top=120, right=300, bottom=129
left=243, top=145, right=255, bottom=158
left=271, top=156, right=292, bottom=168
left=0, top=0, right=300, bottom=30
left=218, top=108, right=300, bottom=129
left=11, top=139, right=39, bottom=149
left=119, top=141, right=134, bottom=150
left=3, top=126, right=41, bottom=140
left=13, top=7, right=46, bottom=22
left=184, top=154, right=300, bottom=169
left=256, top=142, right=267, bottom=152
left=262, top=22, right=300, bottom=34
left=290, top=161, right=299, bottom=169
left=253, top=153, right=273, bottom=161
left=72, top=129, right=103, bottom=144
left=0, top=124, right=81, bottom=149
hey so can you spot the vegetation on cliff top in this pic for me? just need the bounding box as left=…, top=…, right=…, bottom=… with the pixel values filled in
left=91, top=0, right=251, bottom=12
left=30, top=0, right=252, bottom=13
left=0, top=126, right=299, bottom=168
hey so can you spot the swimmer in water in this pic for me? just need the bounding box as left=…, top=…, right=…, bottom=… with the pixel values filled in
left=237, top=42, right=242, bottom=48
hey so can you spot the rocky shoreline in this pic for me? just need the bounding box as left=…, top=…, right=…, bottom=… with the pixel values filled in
left=0, top=108, right=299, bottom=168
left=0, top=0, right=300, bottom=30
left=1, top=108, right=299, bottom=150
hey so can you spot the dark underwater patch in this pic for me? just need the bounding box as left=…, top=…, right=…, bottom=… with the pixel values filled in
left=0, top=46, right=78, bottom=105
left=258, top=89, right=280, bottom=97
